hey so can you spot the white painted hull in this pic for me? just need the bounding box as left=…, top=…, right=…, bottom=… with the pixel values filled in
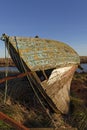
left=41, top=65, right=77, bottom=114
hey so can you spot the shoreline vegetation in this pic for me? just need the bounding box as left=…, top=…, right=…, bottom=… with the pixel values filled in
left=0, top=56, right=87, bottom=67
left=0, top=58, right=15, bottom=67
left=0, top=56, right=87, bottom=129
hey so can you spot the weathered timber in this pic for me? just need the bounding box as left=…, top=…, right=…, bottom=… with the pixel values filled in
left=0, top=56, right=86, bottom=67
left=0, top=34, right=80, bottom=114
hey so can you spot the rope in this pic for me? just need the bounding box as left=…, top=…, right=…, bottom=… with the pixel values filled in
left=14, top=37, right=57, bottom=128
left=4, top=38, right=9, bottom=103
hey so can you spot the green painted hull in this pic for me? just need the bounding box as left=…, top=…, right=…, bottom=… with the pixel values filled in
left=0, top=34, right=80, bottom=114
left=1, top=34, right=79, bottom=72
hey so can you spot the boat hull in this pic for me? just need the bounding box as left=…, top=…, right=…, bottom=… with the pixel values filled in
left=0, top=34, right=80, bottom=114
left=41, top=65, right=77, bottom=113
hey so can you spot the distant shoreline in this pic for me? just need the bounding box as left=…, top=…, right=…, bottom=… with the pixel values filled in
left=0, top=56, right=87, bottom=67
left=80, top=56, right=87, bottom=63
left=0, top=58, right=15, bottom=67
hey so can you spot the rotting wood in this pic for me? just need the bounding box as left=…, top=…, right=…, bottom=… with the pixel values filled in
left=0, top=34, right=80, bottom=114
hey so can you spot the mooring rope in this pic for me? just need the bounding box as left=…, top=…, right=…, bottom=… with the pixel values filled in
left=4, top=38, right=9, bottom=103
left=14, top=36, right=57, bottom=128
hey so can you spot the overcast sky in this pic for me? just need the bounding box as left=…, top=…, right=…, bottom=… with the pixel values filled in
left=0, top=0, right=87, bottom=57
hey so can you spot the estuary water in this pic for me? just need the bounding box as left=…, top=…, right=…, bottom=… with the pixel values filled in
left=0, top=63, right=87, bottom=73
left=76, top=63, right=87, bottom=73
left=0, top=67, right=19, bottom=72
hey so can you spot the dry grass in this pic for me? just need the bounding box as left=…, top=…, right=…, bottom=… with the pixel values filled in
left=0, top=71, right=87, bottom=129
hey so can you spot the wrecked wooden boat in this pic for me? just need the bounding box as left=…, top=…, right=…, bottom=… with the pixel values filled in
left=0, top=34, right=80, bottom=114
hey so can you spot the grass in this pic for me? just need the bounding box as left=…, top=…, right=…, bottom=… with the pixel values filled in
left=68, top=72, right=87, bottom=130
left=0, top=120, right=15, bottom=130
left=0, top=71, right=87, bottom=129
left=73, top=72, right=87, bottom=81
left=68, top=96, right=87, bottom=130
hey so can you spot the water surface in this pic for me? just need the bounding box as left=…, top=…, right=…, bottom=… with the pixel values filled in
left=0, top=67, right=19, bottom=72
left=77, top=63, right=87, bottom=73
